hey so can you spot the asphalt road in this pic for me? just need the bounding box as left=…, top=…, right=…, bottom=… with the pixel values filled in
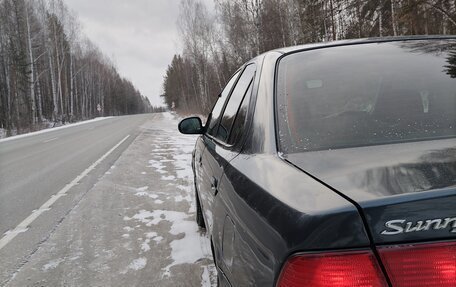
left=0, top=115, right=150, bottom=234
left=0, top=114, right=151, bottom=284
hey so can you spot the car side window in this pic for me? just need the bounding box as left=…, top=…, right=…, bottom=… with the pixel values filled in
left=206, top=71, right=241, bottom=136
left=228, top=81, right=253, bottom=145
left=216, top=64, right=256, bottom=142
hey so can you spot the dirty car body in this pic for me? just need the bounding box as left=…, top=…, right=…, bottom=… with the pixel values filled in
left=179, top=36, right=456, bottom=286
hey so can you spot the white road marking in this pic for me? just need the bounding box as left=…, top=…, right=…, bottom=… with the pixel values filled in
left=0, top=135, right=131, bottom=251
left=42, top=137, right=58, bottom=143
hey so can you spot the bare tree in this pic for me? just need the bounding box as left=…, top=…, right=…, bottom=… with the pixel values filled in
left=162, top=0, right=456, bottom=115
left=0, top=0, right=151, bottom=136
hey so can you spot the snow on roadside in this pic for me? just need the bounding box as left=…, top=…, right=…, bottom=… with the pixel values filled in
left=0, top=116, right=113, bottom=143
left=155, top=113, right=216, bottom=282
left=201, top=266, right=212, bottom=287
left=117, top=112, right=216, bottom=285
left=128, top=258, right=147, bottom=271
left=127, top=209, right=211, bottom=276
left=42, top=258, right=64, bottom=271
left=161, top=112, right=176, bottom=121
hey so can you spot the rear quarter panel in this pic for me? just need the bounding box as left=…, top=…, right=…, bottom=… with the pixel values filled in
left=213, top=154, right=370, bottom=286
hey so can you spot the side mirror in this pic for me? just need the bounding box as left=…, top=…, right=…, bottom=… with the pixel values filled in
left=178, top=117, right=204, bottom=134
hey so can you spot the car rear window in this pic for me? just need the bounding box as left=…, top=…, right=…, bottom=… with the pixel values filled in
left=276, top=40, right=456, bottom=153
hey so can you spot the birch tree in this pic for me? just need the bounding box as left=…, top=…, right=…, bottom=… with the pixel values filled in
left=0, top=0, right=151, bottom=135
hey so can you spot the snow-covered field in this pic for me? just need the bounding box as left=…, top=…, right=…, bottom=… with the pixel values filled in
left=6, top=113, right=217, bottom=287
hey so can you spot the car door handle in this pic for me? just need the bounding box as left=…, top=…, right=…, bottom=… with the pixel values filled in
left=210, top=177, right=218, bottom=191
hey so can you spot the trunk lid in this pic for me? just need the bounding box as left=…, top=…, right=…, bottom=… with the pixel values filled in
left=285, top=138, right=456, bottom=244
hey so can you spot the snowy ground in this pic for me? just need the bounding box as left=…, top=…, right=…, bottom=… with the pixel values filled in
left=0, top=117, right=113, bottom=142
left=5, top=113, right=217, bottom=286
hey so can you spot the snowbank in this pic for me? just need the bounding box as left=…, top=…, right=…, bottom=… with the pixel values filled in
left=0, top=117, right=113, bottom=143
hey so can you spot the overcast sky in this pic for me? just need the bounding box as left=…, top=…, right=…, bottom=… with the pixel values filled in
left=65, top=0, right=214, bottom=107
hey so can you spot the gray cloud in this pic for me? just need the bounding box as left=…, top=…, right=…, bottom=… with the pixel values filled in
left=65, top=0, right=214, bottom=107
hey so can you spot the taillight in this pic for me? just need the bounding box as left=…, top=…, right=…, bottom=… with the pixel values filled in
left=277, top=250, right=387, bottom=287
left=378, top=241, right=456, bottom=287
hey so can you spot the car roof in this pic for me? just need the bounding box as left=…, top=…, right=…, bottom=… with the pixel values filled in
left=269, top=35, right=456, bottom=55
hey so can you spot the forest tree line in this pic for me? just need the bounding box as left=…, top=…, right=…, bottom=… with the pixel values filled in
left=0, top=0, right=153, bottom=136
left=162, top=0, right=456, bottom=115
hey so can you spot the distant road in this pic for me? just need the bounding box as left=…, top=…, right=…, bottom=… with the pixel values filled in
left=0, top=115, right=150, bottom=236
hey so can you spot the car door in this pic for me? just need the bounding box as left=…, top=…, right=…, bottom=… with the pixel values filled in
left=198, top=64, right=257, bottom=235
left=195, top=70, right=240, bottom=232
left=211, top=66, right=258, bottom=285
